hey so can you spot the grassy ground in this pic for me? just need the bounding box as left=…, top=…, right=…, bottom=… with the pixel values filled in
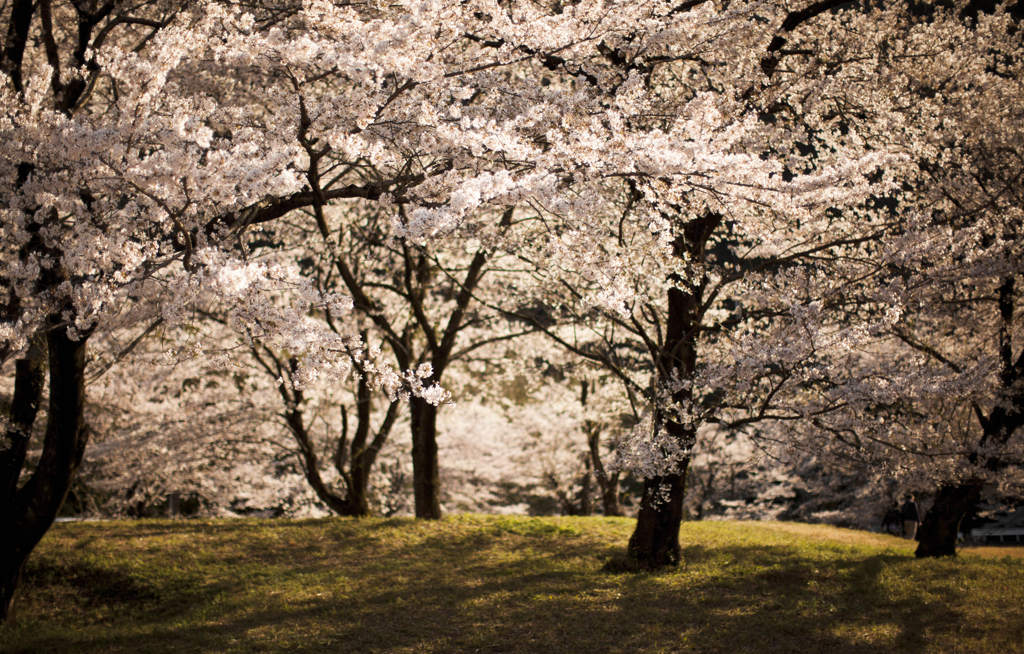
left=2, top=516, right=1022, bottom=654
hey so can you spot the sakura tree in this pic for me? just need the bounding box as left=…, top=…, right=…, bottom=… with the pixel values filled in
left=468, top=4, right=905, bottom=568
left=1, top=0, right=965, bottom=619
left=608, top=0, right=1024, bottom=559
left=296, top=197, right=533, bottom=519
left=510, top=0, right=1024, bottom=565
left=739, top=0, right=1024, bottom=557
left=75, top=317, right=414, bottom=519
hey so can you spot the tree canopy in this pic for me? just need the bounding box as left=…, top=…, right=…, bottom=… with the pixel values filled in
left=1, top=0, right=1022, bottom=620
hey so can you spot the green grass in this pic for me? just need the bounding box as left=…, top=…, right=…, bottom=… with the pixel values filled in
left=2, top=516, right=1022, bottom=653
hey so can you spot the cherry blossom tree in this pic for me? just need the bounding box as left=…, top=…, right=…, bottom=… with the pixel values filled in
left=447, top=342, right=641, bottom=516
left=5, top=0, right=983, bottom=618
left=297, top=199, right=530, bottom=519
left=745, top=0, right=1024, bottom=557
left=497, top=0, right=1023, bottom=566
left=76, top=320, right=413, bottom=519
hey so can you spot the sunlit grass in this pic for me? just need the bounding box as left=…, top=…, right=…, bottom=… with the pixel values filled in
left=2, top=516, right=1022, bottom=653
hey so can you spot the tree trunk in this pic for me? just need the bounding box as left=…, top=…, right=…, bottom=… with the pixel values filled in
left=626, top=469, right=690, bottom=568
left=1, top=325, right=90, bottom=622
left=618, top=214, right=716, bottom=569
left=587, top=426, right=622, bottom=517
left=912, top=276, right=1021, bottom=558
left=343, top=465, right=372, bottom=516
left=339, top=380, right=399, bottom=517
left=915, top=480, right=983, bottom=558
left=286, top=406, right=353, bottom=516
left=620, top=213, right=718, bottom=569
left=579, top=455, right=593, bottom=516
left=599, top=475, right=622, bottom=517
left=0, top=337, right=45, bottom=515
left=410, top=396, right=441, bottom=519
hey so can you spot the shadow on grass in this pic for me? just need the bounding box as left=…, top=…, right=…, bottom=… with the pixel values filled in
left=22, top=558, right=160, bottom=606
left=7, top=522, right=1010, bottom=654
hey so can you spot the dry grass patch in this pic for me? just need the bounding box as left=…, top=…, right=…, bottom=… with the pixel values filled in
left=960, top=545, right=1024, bottom=559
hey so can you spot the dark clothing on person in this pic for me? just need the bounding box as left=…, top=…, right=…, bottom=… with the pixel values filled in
left=902, top=500, right=920, bottom=523
left=882, top=506, right=902, bottom=533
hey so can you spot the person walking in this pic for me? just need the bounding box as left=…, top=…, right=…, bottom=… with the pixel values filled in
left=901, top=494, right=921, bottom=540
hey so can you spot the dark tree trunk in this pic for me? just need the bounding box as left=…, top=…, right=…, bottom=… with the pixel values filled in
left=285, top=405, right=353, bottom=516
left=1, top=325, right=90, bottom=622
left=410, top=395, right=441, bottom=519
left=341, top=383, right=373, bottom=516
left=623, top=371, right=697, bottom=567
left=0, top=0, right=35, bottom=93
left=581, top=382, right=622, bottom=517
left=342, top=465, right=372, bottom=516
left=912, top=275, right=1023, bottom=558
left=915, top=481, right=983, bottom=558
left=693, top=464, right=717, bottom=521
left=0, top=337, right=45, bottom=515
left=912, top=274, right=1022, bottom=558
left=627, top=469, right=690, bottom=568
left=401, top=210, right=511, bottom=521
left=267, top=349, right=399, bottom=518
left=621, top=214, right=717, bottom=569
left=598, top=475, right=622, bottom=517
left=337, top=375, right=399, bottom=517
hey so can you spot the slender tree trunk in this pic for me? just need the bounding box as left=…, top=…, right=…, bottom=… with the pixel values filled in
left=0, top=0, right=35, bottom=93
left=1, top=325, right=90, bottom=622
left=339, top=379, right=400, bottom=517
left=600, top=479, right=622, bottom=517
left=286, top=407, right=353, bottom=516
left=410, top=395, right=441, bottom=519
left=402, top=209, right=511, bottom=521
left=915, top=480, right=983, bottom=558
left=579, top=455, right=593, bottom=516
left=338, top=382, right=372, bottom=517
left=694, top=464, right=717, bottom=521
left=343, top=461, right=372, bottom=516
left=587, top=426, right=622, bottom=517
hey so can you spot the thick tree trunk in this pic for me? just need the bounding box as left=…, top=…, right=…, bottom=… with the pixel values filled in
left=627, top=468, right=690, bottom=568
left=915, top=480, right=983, bottom=558
left=410, top=396, right=441, bottom=519
left=0, top=337, right=45, bottom=515
left=1, top=326, right=90, bottom=622
left=621, top=369, right=697, bottom=567
left=620, top=214, right=717, bottom=570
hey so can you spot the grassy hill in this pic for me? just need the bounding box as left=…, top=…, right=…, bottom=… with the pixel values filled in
left=1, top=516, right=1022, bottom=654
